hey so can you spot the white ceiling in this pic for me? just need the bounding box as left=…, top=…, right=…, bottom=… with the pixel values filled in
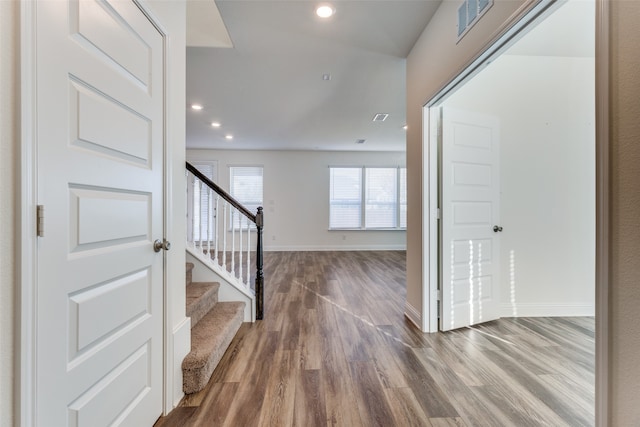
left=186, top=1, right=441, bottom=151
left=185, top=0, right=594, bottom=152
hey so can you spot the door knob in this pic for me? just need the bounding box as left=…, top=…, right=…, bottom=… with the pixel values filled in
left=154, top=239, right=171, bottom=252
left=493, top=225, right=503, bottom=233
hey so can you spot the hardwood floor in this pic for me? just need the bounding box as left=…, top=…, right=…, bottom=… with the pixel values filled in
left=156, top=251, right=594, bottom=427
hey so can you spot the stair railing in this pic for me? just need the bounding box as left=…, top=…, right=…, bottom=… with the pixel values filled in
left=186, top=162, right=264, bottom=320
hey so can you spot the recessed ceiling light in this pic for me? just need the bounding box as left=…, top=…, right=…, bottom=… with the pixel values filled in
left=225, top=134, right=233, bottom=140
left=191, top=104, right=203, bottom=110
left=403, top=125, right=408, bottom=130
left=316, top=5, right=335, bottom=18
left=211, top=122, right=221, bottom=128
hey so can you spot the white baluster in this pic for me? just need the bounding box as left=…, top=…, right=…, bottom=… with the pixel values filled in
left=198, top=180, right=204, bottom=252
left=246, top=218, right=251, bottom=287
left=206, top=186, right=212, bottom=258
left=222, top=201, right=227, bottom=269
left=239, top=216, right=243, bottom=282
left=213, top=195, right=219, bottom=264
left=231, top=208, right=236, bottom=277
left=190, top=174, right=196, bottom=244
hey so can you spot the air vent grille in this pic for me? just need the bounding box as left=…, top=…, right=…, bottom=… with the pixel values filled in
left=372, top=113, right=389, bottom=122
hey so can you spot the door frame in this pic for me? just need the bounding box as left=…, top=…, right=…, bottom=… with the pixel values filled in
left=421, top=0, right=608, bottom=424
left=18, top=1, right=173, bottom=424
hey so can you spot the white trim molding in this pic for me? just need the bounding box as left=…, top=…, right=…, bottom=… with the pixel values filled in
left=594, top=0, right=610, bottom=424
left=264, top=245, right=407, bottom=252
left=501, top=303, right=595, bottom=318
left=404, top=302, right=423, bottom=330
left=171, top=317, right=191, bottom=407
left=18, top=1, right=38, bottom=424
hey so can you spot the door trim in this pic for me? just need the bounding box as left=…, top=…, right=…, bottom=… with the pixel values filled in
left=594, top=0, right=609, bottom=424
left=18, top=1, right=171, bottom=424
left=422, top=0, right=608, bottom=423
left=18, top=1, right=38, bottom=424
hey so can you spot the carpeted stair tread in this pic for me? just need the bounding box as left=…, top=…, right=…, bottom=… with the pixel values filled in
left=186, top=262, right=195, bottom=287
left=186, top=282, right=219, bottom=329
left=182, top=301, right=245, bottom=394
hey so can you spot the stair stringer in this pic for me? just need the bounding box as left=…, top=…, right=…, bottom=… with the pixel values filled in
left=186, top=249, right=255, bottom=322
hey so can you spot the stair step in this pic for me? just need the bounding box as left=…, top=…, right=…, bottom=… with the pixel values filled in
left=182, top=301, right=246, bottom=394
left=186, top=282, right=219, bottom=328
left=186, top=262, right=195, bottom=287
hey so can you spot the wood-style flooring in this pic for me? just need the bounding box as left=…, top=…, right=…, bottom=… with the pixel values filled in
left=156, top=251, right=594, bottom=427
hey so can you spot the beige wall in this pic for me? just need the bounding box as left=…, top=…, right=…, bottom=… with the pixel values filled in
left=406, top=0, right=530, bottom=321
left=0, top=1, right=17, bottom=425
left=609, top=1, right=640, bottom=423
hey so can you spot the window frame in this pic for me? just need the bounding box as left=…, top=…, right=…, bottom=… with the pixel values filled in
left=229, top=165, right=264, bottom=231
left=329, top=166, right=407, bottom=231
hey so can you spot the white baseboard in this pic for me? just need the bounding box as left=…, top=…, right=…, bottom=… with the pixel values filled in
left=501, top=303, right=595, bottom=318
left=404, top=302, right=422, bottom=330
left=172, top=317, right=191, bottom=408
left=264, top=245, right=407, bottom=251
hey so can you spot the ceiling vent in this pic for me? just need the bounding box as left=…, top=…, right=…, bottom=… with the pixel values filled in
left=356, top=139, right=366, bottom=144
left=372, top=113, right=389, bottom=122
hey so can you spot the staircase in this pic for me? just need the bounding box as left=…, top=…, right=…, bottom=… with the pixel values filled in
left=182, top=262, right=245, bottom=394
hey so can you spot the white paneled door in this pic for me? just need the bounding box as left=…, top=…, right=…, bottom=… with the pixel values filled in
left=35, top=1, right=165, bottom=425
left=440, top=108, right=501, bottom=331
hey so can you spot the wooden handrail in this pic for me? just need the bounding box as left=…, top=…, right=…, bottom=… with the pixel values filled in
left=186, top=162, right=257, bottom=223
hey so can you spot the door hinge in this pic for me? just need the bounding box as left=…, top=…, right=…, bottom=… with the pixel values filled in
left=37, top=205, right=44, bottom=237
left=436, top=208, right=441, bottom=220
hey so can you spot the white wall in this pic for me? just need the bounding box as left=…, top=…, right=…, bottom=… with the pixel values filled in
left=0, top=2, right=17, bottom=425
left=187, top=149, right=407, bottom=251
left=445, top=54, right=595, bottom=316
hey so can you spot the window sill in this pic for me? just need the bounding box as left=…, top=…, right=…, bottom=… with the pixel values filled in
left=328, top=228, right=406, bottom=231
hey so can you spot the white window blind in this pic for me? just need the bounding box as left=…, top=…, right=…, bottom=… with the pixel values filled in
left=329, top=166, right=406, bottom=230
left=365, top=168, right=397, bottom=228
left=230, top=166, right=263, bottom=229
left=329, top=167, right=362, bottom=229
left=399, top=167, right=407, bottom=228
left=192, top=161, right=217, bottom=240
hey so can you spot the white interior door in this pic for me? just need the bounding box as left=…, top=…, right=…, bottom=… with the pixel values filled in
left=440, top=107, right=501, bottom=331
left=35, top=1, right=165, bottom=425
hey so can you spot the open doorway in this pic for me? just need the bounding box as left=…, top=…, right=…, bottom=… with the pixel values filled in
left=424, top=0, right=595, bottom=332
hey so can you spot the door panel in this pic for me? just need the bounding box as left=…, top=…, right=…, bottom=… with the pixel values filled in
left=36, top=1, right=164, bottom=425
left=440, top=108, right=501, bottom=331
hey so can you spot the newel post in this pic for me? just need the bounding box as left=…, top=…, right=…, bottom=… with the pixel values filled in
left=255, top=207, right=264, bottom=320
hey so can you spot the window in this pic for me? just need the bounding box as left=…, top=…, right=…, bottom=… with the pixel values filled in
left=230, top=166, right=263, bottom=229
left=191, top=161, right=217, bottom=241
left=329, top=166, right=406, bottom=230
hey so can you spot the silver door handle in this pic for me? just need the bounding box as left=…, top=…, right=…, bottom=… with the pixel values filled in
left=154, top=239, right=171, bottom=252
left=493, top=225, right=503, bottom=233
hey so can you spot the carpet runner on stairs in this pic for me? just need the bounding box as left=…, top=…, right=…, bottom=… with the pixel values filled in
left=183, top=262, right=245, bottom=394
